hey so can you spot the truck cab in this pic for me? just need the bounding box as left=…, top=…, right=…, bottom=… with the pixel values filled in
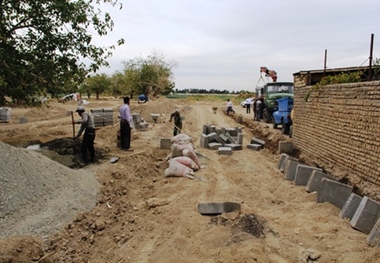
left=259, top=82, right=294, bottom=123
left=272, top=97, right=294, bottom=135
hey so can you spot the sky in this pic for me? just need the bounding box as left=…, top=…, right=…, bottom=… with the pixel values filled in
left=91, top=0, right=380, bottom=92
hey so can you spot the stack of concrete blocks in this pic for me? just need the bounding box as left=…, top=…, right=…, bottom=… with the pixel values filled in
left=132, top=113, right=148, bottom=130
left=277, top=151, right=380, bottom=247
left=91, top=108, right=114, bottom=127
left=0, top=107, right=11, bottom=123
left=247, top=137, right=265, bottom=151
left=199, top=124, right=243, bottom=155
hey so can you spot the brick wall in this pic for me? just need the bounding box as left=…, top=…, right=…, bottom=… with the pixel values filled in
left=293, top=81, right=380, bottom=199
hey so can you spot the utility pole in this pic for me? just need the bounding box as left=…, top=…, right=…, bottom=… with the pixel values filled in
left=368, top=33, right=374, bottom=81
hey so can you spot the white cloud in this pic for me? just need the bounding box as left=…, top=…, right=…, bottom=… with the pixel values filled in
left=91, top=0, right=380, bottom=92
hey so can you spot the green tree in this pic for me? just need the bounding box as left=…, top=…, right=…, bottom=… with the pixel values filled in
left=0, top=0, right=124, bottom=105
left=109, top=72, right=127, bottom=97
left=122, top=51, right=176, bottom=99
left=85, top=73, right=110, bottom=100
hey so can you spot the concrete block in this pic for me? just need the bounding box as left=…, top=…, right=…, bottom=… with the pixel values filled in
left=208, top=142, right=223, bottom=150
left=202, top=125, right=209, bottom=135
left=226, top=128, right=238, bottom=136
left=160, top=138, right=172, bottom=149
left=219, top=133, right=229, bottom=143
left=207, top=132, right=226, bottom=144
left=218, top=147, right=232, bottom=155
left=294, top=165, right=322, bottom=186
left=278, top=141, right=294, bottom=154
left=197, top=202, right=241, bottom=215
left=237, top=133, right=243, bottom=145
left=368, top=218, right=380, bottom=247
left=224, top=132, right=236, bottom=144
left=317, top=178, right=353, bottom=209
left=215, top=127, right=222, bottom=135
left=200, top=134, right=209, bottom=148
left=284, top=160, right=301, bottom=181
left=351, top=196, right=380, bottom=234
left=305, top=170, right=336, bottom=193
left=224, top=144, right=243, bottom=151
left=247, top=144, right=262, bottom=151
left=250, top=137, right=265, bottom=146
left=131, top=113, right=142, bottom=123
left=339, top=193, right=362, bottom=220
left=277, top=153, right=289, bottom=169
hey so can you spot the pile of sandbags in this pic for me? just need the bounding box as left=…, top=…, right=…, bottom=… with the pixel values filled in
left=165, top=134, right=201, bottom=179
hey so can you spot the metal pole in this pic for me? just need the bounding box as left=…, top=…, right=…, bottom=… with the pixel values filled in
left=323, top=49, right=327, bottom=78
left=369, top=33, right=374, bottom=81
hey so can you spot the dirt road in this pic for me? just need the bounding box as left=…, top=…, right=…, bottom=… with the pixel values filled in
left=0, top=97, right=378, bottom=262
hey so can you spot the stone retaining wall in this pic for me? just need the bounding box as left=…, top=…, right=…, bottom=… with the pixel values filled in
left=293, top=81, right=380, bottom=199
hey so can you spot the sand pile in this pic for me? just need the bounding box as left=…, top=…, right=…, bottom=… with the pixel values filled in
left=0, top=141, right=100, bottom=238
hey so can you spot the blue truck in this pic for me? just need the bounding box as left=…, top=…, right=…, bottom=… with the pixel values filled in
left=272, top=97, right=293, bottom=135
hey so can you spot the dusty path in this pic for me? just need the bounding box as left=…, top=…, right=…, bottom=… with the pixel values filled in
left=0, top=97, right=378, bottom=262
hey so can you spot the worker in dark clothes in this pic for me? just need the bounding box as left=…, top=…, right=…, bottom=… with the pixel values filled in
left=73, top=106, right=96, bottom=164
left=119, top=96, right=133, bottom=151
left=169, top=109, right=182, bottom=136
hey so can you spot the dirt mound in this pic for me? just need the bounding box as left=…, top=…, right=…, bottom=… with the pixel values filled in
left=0, top=141, right=100, bottom=238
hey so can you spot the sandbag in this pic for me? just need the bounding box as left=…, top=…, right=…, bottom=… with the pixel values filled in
left=169, top=156, right=200, bottom=171
left=171, top=134, right=193, bottom=144
left=171, top=143, right=195, bottom=158
left=182, top=148, right=201, bottom=169
left=165, top=160, right=194, bottom=178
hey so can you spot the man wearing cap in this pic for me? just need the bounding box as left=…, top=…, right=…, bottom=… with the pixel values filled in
left=73, top=106, right=96, bottom=164
left=169, top=109, right=182, bottom=136
left=119, top=96, right=133, bottom=151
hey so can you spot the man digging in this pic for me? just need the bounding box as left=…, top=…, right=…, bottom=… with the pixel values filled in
left=73, top=106, right=96, bottom=164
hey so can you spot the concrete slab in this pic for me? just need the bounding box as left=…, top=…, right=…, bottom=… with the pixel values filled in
left=278, top=141, right=294, bottom=154
left=160, top=138, right=172, bottom=149
left=247, top=144, right=262, bottom=151
left=305, top=170, right=333, bottom=193
left=224, top=143, right=243, bottom=151
left=251, top=137, right=265, bottom=147
left=368, top=218, right=380, bottom=247
left=202, top=125, right=210, bottom=135
left=277, top=153, right=289, bottom=170
left=207, top=132, right=225, bottom=144
left=200, top=134, right=209, bottom=148
left=219, top=133, right=229, bottom=143
left=339, top=193, right=362, bottom=220
left=197, top=202, right=241, bottom=215
left=208, top=142, right=223, bottom=150
left=237, top=133, right=243, bottom=145
left=294, top=165, right=322, bottom=186
left=351, top=196, right=380, bottom=234
left=227, top=128, right=238, bottom=136
left=317, top=178, right=353, bottom=209
left=218, top=147, right=232, bottom=155
left=284, top=160, right=302, bottom=181
left=224, top=132, right=236, bottom=144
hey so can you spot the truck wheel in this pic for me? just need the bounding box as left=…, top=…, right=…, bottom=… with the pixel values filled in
left=263, top=109, right=272, bottom=123
left=273, top=119, right=278, bottom=129
left=282, top=120, right=289, bottom=134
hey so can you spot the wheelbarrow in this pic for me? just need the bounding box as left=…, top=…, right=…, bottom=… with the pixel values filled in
left=150, top=113, right=160, bottom=123
left=212, top=107, right=218, bottom=114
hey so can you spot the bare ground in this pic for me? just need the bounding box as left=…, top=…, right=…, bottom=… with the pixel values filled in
left=0, top=97, right=379, bottom=263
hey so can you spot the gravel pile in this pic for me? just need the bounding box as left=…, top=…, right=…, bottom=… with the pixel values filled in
left=0, top=141, right=100, bottom=238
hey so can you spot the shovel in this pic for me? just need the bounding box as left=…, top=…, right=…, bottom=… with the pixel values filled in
left=66, top=110, right=75, bottom=138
